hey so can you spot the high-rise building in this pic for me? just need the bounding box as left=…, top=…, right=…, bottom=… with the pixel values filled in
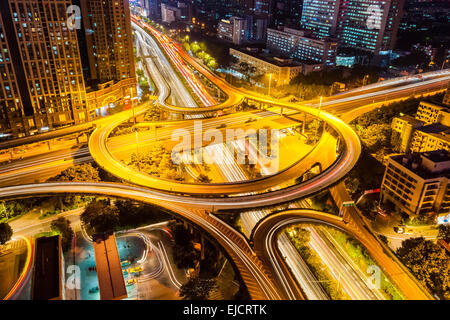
left=217, top=17, right=250, bottom=45
left=336, top=0, right=405, bottom=53
left=161, top=3, right=182, bottom=23
left=300, top=0, right=404, bottom=54
left=79, top=0, right=136, bottom=84
left=273, top=0, right=303, bottom=28
left=146, top=0, right=162, bottom=20
left=301, top=0, right=341, bottom=39
left=0, top=0, right=88, bottom=138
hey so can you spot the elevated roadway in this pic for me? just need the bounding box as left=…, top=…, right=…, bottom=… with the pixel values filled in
left=251, top=209, right=433, bottom=300
left=0, top=182, right=284, bottom=300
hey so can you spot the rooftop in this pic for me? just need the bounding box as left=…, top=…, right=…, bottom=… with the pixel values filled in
left=391, top=150, right=450, bottom=180
left=416, top=124, right=450, bottom=143
left=230, top=47, right=303, bottom=68
left=395, top=114, right=424, bottom=126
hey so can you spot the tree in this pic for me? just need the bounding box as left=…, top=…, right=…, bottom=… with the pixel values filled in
left=391, top=50, right=430, bottom=69
left=0, top=222, right=12, bottom=245
left=49, top=164, right=100, bottom=182
left=197, top=173, right=211, bottom=183
left=239, top=62, right=250, bottom=79
left=397, top=237, right=450, bottom=298
left=50, top=217, right=74, bottom=251
left=168, top=221, right=199, bottom=269
left=179, top=277, right=217, bottom=300
left=81, top=200, right=119, bottom=234
left=190, top=42, right=201, bottom=54
left=438, top=224, right=450, bottom=243
left=182, top=42, right=190, bottom=52
left=136, top=69, right=145, bottom=78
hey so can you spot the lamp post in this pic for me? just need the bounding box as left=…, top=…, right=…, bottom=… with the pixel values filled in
left=318, top=95, right=323, bottom=116
left=131, top=96, right=140, bottom=170
left=268, top=73, right=273, bottom=96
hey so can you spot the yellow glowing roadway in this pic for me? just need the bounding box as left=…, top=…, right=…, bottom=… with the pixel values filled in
left=251, top=209, right=433, bottom=300
left=0, top=182, right=283, bottom=300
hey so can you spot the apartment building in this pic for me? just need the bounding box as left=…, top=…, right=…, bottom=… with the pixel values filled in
left=230, top=48, right=303, bottom=86
left=391, top=101, right=450, bottom=153
left=0, top=0, right=88, bottom=137
left=380, top=150, right=450, bottom=216
left=267, top=27, right=337, bottom=66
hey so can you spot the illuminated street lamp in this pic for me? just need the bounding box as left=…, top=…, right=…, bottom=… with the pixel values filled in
left=318, top=96, right=323, bottom=116
left=268, top=73, right=273, bottom=96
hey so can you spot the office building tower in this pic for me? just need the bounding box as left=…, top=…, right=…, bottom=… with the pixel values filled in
left=0, top=0, right=88, bottom=138
left=273, top=0, right=303, bottom=28
left=80, top=0, right=136, bottom=84
left=301, top=0, right=341, bottom=39
left=300, top=0, right=404, bottom=54
left=337, top=0, right=404, bottom=53
left=217, top=16, right=250, bottom=45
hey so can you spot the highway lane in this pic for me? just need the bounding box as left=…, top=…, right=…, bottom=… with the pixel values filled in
left=0, top=15, right=442, bottom=302
left=91, top=26, right=360, bottom=202
left=251, top=209, right=431, bottom=300
left=137, top=23, right=326, bottom=302
left=134, top=16, right=450, bottom=116
left=307, top=226, right=384, bottom=300
left=135, top=26, right=198, bottom=109
left=277, top=232, right=329, bottom=300
left=0, top=182, right=283, bottom=300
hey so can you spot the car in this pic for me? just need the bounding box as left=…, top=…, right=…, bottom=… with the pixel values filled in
left=393, top=226, right=405, bottom=234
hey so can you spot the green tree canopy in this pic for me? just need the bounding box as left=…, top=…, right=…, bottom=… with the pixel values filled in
left=397, top=237, right=450, bottom=299
left=49, top=164, right=100, bottom=182
left=81, top=200, right=119, bottom=234
left=438, top=225, right=450, bottom=243
left=179, top=277, right=217, bottom=300
left=168, top=221, right=199, bottom=269
left=0, top=222, right=13, bottom=245
left=50, top=217, right=74, bottom=251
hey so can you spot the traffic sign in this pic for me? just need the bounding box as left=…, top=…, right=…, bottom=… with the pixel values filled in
left=342, top=201, right=355, bottom=207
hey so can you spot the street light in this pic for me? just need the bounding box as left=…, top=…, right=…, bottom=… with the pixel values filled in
left=268, top=73, right=273, bottom=96
left=318, top=95, right=323, bottom=116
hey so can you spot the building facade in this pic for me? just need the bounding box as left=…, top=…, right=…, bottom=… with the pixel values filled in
left=410, top=126, right=450, bottom=154
left=0, top=0, right=88, bottom=138
left=267, top=27, right=337, bottom=66
left=416, top=101, right=450, bottom=126
left=230, top=48, right=302, bottom=86
left=391, top=115, right=424, bottom=153
left=272, top=0, right=303, bottom=28
left=161, top=3, right=182, bottom=24
left=336, top=0, right=405, bottom=53
left=217, top=17, right=250, bottom=45
left=80, top=0, right=136, bottom=84
left=380, top=151, right=450, bottom=216
left=300, top=0, right=341, bottom=39
left=299, top=0, right=404, bottom=54
left=391, top=101, right=450, bottom=153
